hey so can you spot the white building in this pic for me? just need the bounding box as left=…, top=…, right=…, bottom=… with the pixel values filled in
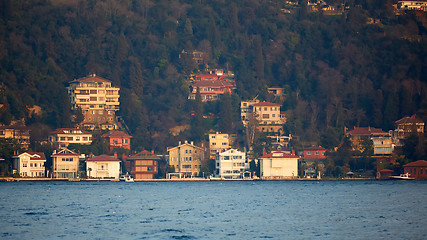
left=13, top=152, right=46, bottom=177
left=397, top=1, right=427, bottom=11
left=52, top=148, right=80, bottom=179
left=86, top=155, right=121, bottom=179
left=215, top=149, right=249, bottom=179
left=259, top=151, right=299, bottom=180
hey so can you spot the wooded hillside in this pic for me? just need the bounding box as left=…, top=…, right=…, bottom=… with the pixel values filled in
left=0, top=0, right=426, bottom=152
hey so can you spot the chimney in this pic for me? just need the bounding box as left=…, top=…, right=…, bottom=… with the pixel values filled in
left=114, top=153, right=117, bottom=159
left=191, top=141, right=194, bottom=145
left=179, top=141, right=181, bottom=145
left=185, top=140, right=188, bottom=144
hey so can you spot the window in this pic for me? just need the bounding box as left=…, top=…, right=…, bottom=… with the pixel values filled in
left=90, top=90, right=97, bottom=94
left=306, top=151, right=311, bottom=155
left=222, top=142, right=227, bottom=145
left=420, top=169, right=423, bottom=175
left=262, top=114, right=270, bottom=119
left=211, top=136, right=216, bottom=139
left=67, top=137, right=73, bottom=141
left=123, top=139, right=128, bottom=143
left=60, top=137, right=66, bottom=141
left=76, top=137, right=80, bottom=141
left=185, top=150, right=188, bottom=153
left=23, top=163, right=27, bottom=167
left=30, top=163, right=33, bottom=167
left=147, top=167, right=153, bottom=171
left=90, top=97, right=97, bottom=101
left=212, top=142, right=216, bottom=145
left=315, top=151, right=319, bottom=155
left=264, top=107, right=267, bottom=111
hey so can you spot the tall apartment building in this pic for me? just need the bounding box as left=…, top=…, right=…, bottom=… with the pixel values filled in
left=241, top=101, right=286, bottom=133
left=67, top=74, right=120, bottom=130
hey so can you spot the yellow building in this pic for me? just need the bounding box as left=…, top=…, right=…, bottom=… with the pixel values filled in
left=167, top=141, right=206, bottom=177
left=252, top=102, right=286, bottom=133
left=67, top=74, right=120, bottom=130
left=208, top=132, right=230, bottom=159
left=48, top=128, right=92, bottom=149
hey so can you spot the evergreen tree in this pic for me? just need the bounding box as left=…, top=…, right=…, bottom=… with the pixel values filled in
left=219, top=93, right=233, bottom=133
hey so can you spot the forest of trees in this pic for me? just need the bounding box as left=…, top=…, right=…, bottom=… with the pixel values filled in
left=0, top=0, right=426, bottom=157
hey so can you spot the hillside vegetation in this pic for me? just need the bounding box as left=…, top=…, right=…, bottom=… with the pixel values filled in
left=0, top=0, right=426, bottom=152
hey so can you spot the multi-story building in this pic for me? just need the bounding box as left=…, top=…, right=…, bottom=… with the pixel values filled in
left=394, top=115, right=425, bottom=140
left=251, top=102, right=286, bottom=133
left=259, top=151, right=299, bottom=179
left=48, top=128, right=92, bottom=149
left=13, top=152, right=46, bottom=177
left=167, top=141, right=206, bottom=177
left=241, top=99, right=260, bottom=125
left=215, top=149, right=249, bottom=179
left=86, top=154, right=121, bottom=179
left=188, top=80, right=235, bottom=102
left=0, top=125, right=30, bottom=150
left=127, top=150, right=160, bottom=179
left=209, top=132, right=230, bottom=159
left=51, top=148, right=80, bottom=179
left=346, top=127, right=390, bottom=152
left=372, top=137, right=393, bottom=155
left=101, top=131, right=131, bottom=153
left=67, top=74, right=120, bottom=130
left=403, top=160, right=427, bottom=180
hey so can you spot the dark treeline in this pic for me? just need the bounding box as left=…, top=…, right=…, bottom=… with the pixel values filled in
left=0, top=0, right=426, bottom=152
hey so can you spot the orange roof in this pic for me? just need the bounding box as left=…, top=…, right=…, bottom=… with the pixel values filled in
left=86, top=155, right=120, bottom=162
left=403, top=160, right=427, bottom=167
left=130, top=150, right=155, bottom=158
left=252, top=102, right=281, bottom=107
left=70, top=75, right=112, bottom=83
left=192, top=80, right=234, bottom=88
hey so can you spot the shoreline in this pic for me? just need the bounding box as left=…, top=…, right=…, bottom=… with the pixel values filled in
left=0, top=177, right=381, bottom=182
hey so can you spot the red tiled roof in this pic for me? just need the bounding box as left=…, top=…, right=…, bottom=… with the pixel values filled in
left=86, top=154, right=120, bottom=162
left=130, top=150, right=155, bottom=158
left=102, top=131, right=131, bottom=138
left=403, top=160, right=427, bottom=167
left=192, top=80, right=233, bottom=88
left=70, top=75, right=111, bottom=83
left=260, top=151, right=298, bottom=158
left=19, top=152, right=46, bottom=160
left=379, top=169, right=394, bottom=173
left=346, top=127, right=388, bottom=136
left=252, top=102, right=281, bottom=107
left=395, top=115, right=424, bottom=125
left=50, top=128, right=91, bottom=135
left=304, top=146, right=326, bottom=151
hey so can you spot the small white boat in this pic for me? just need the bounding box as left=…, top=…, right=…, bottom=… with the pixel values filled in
left=390, top=173, right=415, bottom=180
left=120, top=173, right=134, bottom=182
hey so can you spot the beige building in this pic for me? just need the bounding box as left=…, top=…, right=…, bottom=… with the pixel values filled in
left=13, top=152, right=46, bottom=177
left=52, top=148, right=80, bottom=179
left=259, top=151, right=299, bottom=180
left=0, top=125, right=31, bottom=150
left=167, top=141, right=206, bottom=177
left=209, top=132, right=230, bottom=159
left=67, top=74, right=120, bottom=130
left=252, top=102, right=286, bottom=133
left=240, top=99, right=260, bottom=126
left=394, top=115, right=424, bottom=140
left=48, top=128, right=92, bottom=149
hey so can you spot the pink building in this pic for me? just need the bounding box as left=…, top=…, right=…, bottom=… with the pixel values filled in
left=101, top=131, right=132, bottom=152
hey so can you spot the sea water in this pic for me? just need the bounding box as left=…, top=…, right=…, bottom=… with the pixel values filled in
left=0, top=181, right=426, bottom=239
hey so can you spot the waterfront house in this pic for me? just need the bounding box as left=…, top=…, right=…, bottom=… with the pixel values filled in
left=13, top=152, right=46, bottom=177
left=167, top=141, right=206, bottom=178
left=259, top=151, right=299, bottom=180
left=101, top=130, right=132, bottom=153
left=215, top=149, right=249, bottom=179
left=86, top=154, right=121, bottom=179
left=127, top=150, right=160, bottom=180
left=403, top=160, right=427, bottom=180
left=67, top=74, right=120, bottom=130
left=51, top=148, right=80, bottom=179
left=0, top=125, right=31, bottom=150
left=49, top=128, right=92, bottom=149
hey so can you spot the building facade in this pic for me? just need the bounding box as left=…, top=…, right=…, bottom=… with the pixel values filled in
left=259, top=151, right=299, bottom=179
left=394, top=115, right=425, bottom=140
left=188, top=80, right=235, bottom=102
left=13, top=152, right=46, bottom=177
left=86, top=155, right=121, bottom=179
left=346, top=127, right=390, bottom=152
left=215, top=149, right=248, bottom=179
left=0, top=125, right=30, bottom=150
left=127, top=150, right=159, bottom=179
left=49, top=128, right=92, bottom=149
left=251, top=102, right=286, bottom=133
left=101, top=131, right=132, bottom=152
left=209, top=132, right=230, bottom=159
left=67, top=74, right=120, bottom=130
left=403, top=160, right=427, bottom=180
left=302, top=146, right=327, bottom=160
left=167, top=141, right=206, bottom=177
left=52, top=148, right=80, bottom=179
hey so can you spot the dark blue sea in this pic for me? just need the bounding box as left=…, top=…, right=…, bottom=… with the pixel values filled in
left=0, top=181, right=426, bottom=239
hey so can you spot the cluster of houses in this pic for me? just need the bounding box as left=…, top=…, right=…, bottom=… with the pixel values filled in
left=2, top=72, right=427, bottom=181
